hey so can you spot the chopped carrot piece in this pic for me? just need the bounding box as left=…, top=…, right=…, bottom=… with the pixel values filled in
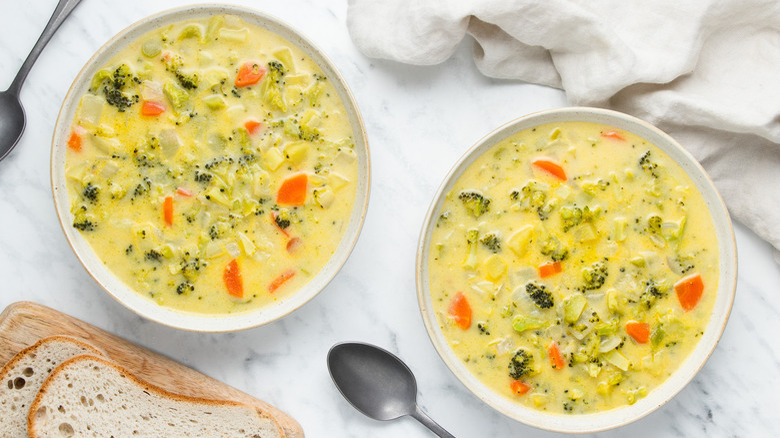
left=548, top=341, right=565, bottom=370
left=162, top=196, right=174, bottom=226
left=601, top=130, right=625, bottom=141
left=223, top=259, right=244, bottom=298
left=538, top=261, right=562, bottom=278
left=448, top=292, right=472, bottom=330
left=175, top=187, right=193, bottom=197
left=67, top=131, right=82, bottom=152
left=510, top=380, right=531, bottom=395
left=532, top=158, right=567, bottom=181
left=277, top=173, right=308, bottom=206
left=625, top=321, right=650, bottom=343
left=141, top=100, right=166, bottom=116
left=286, top=237, right=302, bottom=253
left=675, top=273, right=704, bottom=311
left=244, top=118, right=263, bottom=135
left=268, top=269, right=295, bottom=293
left=235, top=61, right=266, bottom=87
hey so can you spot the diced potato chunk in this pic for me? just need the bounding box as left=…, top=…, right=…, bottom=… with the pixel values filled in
left=481, top=254, right=507, bottom=281
left=263, top=147, right=285, bottom=171
left=284, top=141, right=309, bottom=166
left=328, top=172, right=350, bottom=190
left=506, top=225, right=534, bottom=256
left=218, top=27, right=249, bottom=42
left=313, top=186, right=335, bottom=208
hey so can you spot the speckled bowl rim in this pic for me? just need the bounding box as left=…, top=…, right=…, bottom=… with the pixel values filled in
left=51, top=4, right=370, bottom=332
left=416, top=107, right=737, bottom=433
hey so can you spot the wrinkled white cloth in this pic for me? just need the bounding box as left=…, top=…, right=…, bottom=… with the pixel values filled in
left=347, top=0, right=780, bottom=259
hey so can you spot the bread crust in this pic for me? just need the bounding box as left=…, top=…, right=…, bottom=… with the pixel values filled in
left=0, top=336, right=106, bottom=437
left=27, top=354, right=284, bottom=437
left=0, top=335, right=104, bottom=378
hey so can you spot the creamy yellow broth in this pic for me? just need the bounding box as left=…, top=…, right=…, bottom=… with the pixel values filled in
left=65, top=15, right=358, bottom=315
left=428, top=122, right=718, bottom=414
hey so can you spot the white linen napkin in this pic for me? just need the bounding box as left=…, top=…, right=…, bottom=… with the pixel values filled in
left=347, top=0, right=780, bottom=260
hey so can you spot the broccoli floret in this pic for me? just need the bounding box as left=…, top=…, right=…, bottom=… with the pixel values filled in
left=526, top=281, right=554, bottom=309
left=639, top=279, right=667, bottom=309
left=194, top=170, right=213, bottom=184
left=161, top=53, right=199, bottom=90
left=540, top=237, right=568, bottom=262
left=463, top=228, right=480, bottom=269
left=131, top=177, right=152, bottom=199
left=512, top=181, right=547, bottom=208
left=104, top=87, right=138, bottom=111
left=99, top=64, right=139, bottom=112
left=458, top=191, right=490, bottom=217
left=582, top=260, right=608, bottom=290
left=639, top=150, right=659, bottom=177
left=72, top=219, right=96, bottom=231
left=273, top=210, right=292, bottom=230
left=82, top=183, right=99, bottom=204
left=647, top=214, right=662, bottom=234
left=480, top=233, right=501, bottom=252
left=477, top=322, right=491, bottom=335
left=176, top=282, right=194, bottom=295
left=508, top=349, right=534, bottom=379
left=560, top=206, right=583, bottom=232
left=180, top=255, right=203, bottom=282
left=144, top=250, right=162, bottom=262
left=560, top=205, right=602, bottom=232
left=262, top=61, right=287, bottom=111
left=436, top=210, right=451, bottom=227
left=175, top=71, right=199, bottom=90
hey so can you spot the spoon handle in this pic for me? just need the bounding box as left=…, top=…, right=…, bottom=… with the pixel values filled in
left=8, top=0, right=84, bottom=95
left=410, top=405, right=456, bottom=438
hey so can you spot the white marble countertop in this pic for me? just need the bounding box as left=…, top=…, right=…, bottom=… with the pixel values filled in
left=1, top=1, right=778, bottom=436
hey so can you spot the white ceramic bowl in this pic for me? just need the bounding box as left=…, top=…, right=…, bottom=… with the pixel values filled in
left=416, top=107, right=736, bottom=432
left=51, top=5, right=370, bottom=332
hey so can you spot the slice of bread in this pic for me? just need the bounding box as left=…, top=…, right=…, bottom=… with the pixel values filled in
left=0, top=336, right=104, bottom=437
left=27, top=355, right=283, bottom=438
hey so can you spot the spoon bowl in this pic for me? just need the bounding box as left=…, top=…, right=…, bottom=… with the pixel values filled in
left=0, top=0, right=82, bottom=163
left=328, top=342, right=417, bottom=421
left=0, top=91, right=26, bottom=161
left=327, top=342, right=455, bottom=437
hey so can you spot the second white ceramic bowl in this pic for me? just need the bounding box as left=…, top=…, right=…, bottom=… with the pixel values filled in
left=416, top=107, right=736, bottom=432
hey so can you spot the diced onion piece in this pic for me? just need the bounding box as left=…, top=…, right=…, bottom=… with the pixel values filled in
left=225, top=241, right=241, bottom=258
left=598, top=335, right=622, bottom=353
left=159, top=129, right=181, bottom=158
left=237, top=232, right=256, bottom=256
left=494, top=337, right=515, bottom=356
left=603, top=350, right=631, bottom=371
left=78, top=94, right=105, bottom=126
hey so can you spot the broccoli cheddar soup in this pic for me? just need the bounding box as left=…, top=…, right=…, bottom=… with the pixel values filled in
left=64, top=15, right=359, bottom=315
left=427, top=122, right=718, bottom=414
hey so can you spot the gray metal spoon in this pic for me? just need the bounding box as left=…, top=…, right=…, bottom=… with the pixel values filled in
left=327, top=342, right=455, bottom=437
left=0, top=0, right=83, bottom=162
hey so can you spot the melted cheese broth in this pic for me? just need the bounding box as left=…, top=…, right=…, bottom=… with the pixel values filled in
left=428, top=122, right=718, bottom=414
left=65, top=15, right=357, bottom=315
